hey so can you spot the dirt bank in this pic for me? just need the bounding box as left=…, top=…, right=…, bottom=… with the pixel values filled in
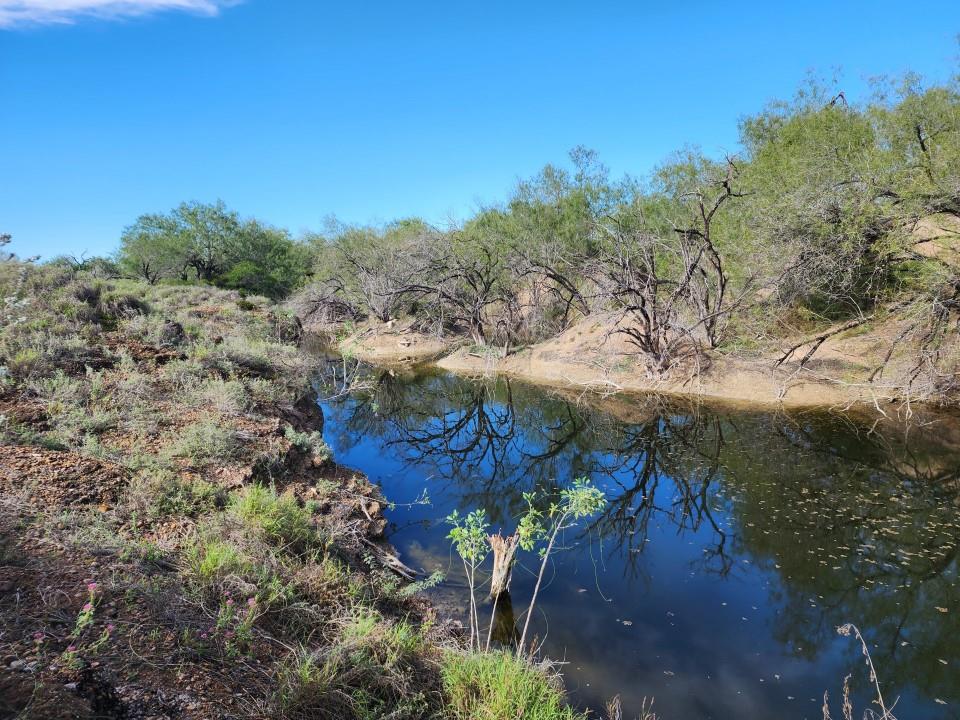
left=315, top=311, right=950, bottom=412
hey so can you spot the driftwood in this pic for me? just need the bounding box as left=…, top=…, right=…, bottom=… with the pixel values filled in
left=487, top=532, right=520, bottom=599
left=360, top=537, right=417, bottom=581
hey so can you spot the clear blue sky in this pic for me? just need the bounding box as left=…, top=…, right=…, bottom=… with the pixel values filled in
left=2, top=0, right=958, bottom=260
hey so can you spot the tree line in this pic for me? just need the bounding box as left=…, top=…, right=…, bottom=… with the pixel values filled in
left=53, top=70, right=960, bottom=384
left=301, top=74, right=960, bottom=382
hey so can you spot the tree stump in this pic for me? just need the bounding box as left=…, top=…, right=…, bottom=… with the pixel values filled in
left=488, top=532, right=520, bottom=599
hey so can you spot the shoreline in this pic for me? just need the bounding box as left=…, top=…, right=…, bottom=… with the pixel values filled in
left=306, top=316, right=938, bottom=416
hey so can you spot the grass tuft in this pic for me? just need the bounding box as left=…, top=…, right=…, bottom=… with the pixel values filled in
left=441, top=650, right=586, bottom=720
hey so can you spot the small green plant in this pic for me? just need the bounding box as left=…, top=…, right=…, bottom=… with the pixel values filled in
left=445, top=478, right=605, bottom=658
left=189, top=378, right=249, bottom=415
left=213, top=592, right=259, bottom=657
left=441, top=650, right=585, bottom=720
left=446, top=509, right=489, bottom=652
left=140, top=472, right=224, bottom=517
left=185, top=537, right=252, bottom=591
left=165, top=421, right=237, bottom=464
left=230, top=484, right=317, bottom=553
left=70, top=582, right=99, bottom=639
left=283, top=424, right=331, bottom=462
left=516, top=478, right=605, bottom=655
left=397, top=569, right=445, bottom=599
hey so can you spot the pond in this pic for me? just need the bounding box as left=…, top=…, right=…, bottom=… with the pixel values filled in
left=317, top=367, right=960, bottom=719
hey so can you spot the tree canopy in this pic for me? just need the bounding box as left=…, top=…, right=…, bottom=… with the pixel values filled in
left=117, top=201, right=312, bottom=299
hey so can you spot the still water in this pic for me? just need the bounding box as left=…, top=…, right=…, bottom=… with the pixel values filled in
left=318, top=368, right=959, bottom=719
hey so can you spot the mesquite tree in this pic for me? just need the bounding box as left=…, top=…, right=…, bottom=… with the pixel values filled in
left=665, top=156, right=745, bottom=349
left=320, top=219, right=437, bottom=323
left=592, top=208, right=685, bottom=374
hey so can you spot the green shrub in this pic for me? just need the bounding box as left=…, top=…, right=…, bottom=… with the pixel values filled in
left=284, top=425, right=331, bottom=462
left=441, top=651, right=585, bottom=720
left=6, top=348, right=40, bottom=378
left=184, top=537, right=253, bottom=588
left=230, top=485, right=317, bottom=552
left=165, top=421, right=237, bottom=464
left=135, top=471, right=225, bottom=518
left=220, top=336, right=277, bottom=377
left=246, top=377, right=288, bottom=404
left=189, top=378, right=249, bottom=415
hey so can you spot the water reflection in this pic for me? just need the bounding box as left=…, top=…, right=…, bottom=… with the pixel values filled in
left=318, top=368, right=960, bottom=719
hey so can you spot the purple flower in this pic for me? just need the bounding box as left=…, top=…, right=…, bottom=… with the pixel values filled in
left=67, top=645, right=76, bottom=653
left=106, top=624, right=115, bottom=633
left=87, top=582, right=98, bottom=592
left=247, top=597, right=256, bottom=607
left=82, top=603, right=93, bottom=612
left=225, top=599, right=234, bottom=607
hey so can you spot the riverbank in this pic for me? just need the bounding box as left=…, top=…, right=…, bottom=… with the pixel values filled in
left=313, top=311, right=952, bottom=413
left=0, top=266, right=589, bottom=720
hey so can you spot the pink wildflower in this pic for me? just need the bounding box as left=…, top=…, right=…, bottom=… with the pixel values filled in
left=87, top=582, right=98, bottom=592
left=247, top=597, right=256, bottom=607
left=106, top=624, right=115, bottom=633
left=67, top=645, right=76, bottom=653
left=82, top=603, right=93, bottom=612
left=225, top=598, right=234, bottom=607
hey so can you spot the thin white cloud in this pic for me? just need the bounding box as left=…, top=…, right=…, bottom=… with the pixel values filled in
left=0, top=0, right=239, bottom=28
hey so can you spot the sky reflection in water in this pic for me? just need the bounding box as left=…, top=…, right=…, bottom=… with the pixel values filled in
left=318, top=369, right=960, bottom=720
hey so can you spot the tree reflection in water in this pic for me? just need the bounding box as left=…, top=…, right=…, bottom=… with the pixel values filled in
left=319, top=366, right=960, bottom=717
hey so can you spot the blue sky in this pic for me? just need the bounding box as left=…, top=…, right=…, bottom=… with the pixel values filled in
left=2, top=0, right=959, bottom=260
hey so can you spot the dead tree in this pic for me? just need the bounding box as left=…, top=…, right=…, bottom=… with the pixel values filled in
left=487, top=532, right=520, bottom=599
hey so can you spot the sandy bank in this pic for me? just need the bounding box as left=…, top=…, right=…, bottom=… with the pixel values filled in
left=309, top=312, right=946, bottom=413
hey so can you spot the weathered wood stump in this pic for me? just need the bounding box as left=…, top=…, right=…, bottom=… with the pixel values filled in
left=487, top=532, right=520, bottom=599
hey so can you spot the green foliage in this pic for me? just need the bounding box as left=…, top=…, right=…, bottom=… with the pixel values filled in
left=284, top=424, right=331, bottom=462
left=216, top=220, right=312, bottom=299
left=230, top=485, right=318, bottom=553
left=189, top=378, right=250, bottom=415
left=558, top=477, right=607, bottom=519
left=516, top=478, right=605, bottom=653
left=165, top=420, right=238, bottom=465
left=446, top=508, right=489, bottom=651
left=185, top=538, right=253, bottom=586
left=445, top=509, right=489, bottom=566
left=292, top=69, right=960, bottom=377
left=118, top=201, right=312, bottom=298
left=441, top=651, right=585, bottom=720
left=143, top=472, right=225, bottom=518
left=273, top=611, right=431, bottom=720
